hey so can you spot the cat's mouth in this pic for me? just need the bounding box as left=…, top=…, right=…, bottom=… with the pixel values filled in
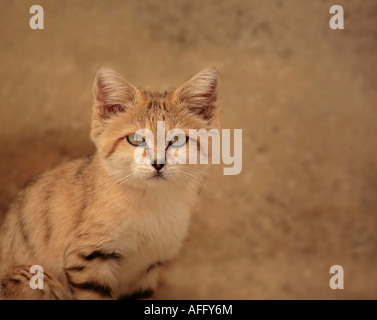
left=149, top=172, right=166, bottom=181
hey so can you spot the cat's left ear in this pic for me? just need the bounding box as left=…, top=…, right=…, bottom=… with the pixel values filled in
left=174, top=68, right=218, bottom=122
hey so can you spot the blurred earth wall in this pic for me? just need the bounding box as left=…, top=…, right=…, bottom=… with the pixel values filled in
left=0, top=0, right=376, bottom=299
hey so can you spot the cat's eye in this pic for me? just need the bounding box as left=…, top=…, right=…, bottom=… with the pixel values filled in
left=169, top=135, right=189, bottom=148
left=126, top=134, right=146, bottom=146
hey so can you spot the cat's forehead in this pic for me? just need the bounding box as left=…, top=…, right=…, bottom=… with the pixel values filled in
left=144, top=91, right=169, bottom=111
left=130, top=90, right=207, bottom=131
left=138, top=90, right=178, bottom=129
left=144, top=90, right=169, bottom=100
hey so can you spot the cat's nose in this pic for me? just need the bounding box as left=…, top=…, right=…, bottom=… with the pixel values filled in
left=152, top=163, right=165, bottom=171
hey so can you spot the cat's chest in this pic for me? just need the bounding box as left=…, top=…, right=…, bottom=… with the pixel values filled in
left=115, top=200, right=192, bottom=262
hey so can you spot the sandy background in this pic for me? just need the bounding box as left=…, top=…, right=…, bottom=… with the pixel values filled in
left=1, top=0, right=377, bottom=299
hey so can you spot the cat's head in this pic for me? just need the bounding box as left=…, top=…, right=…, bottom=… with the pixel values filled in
left=91, top=66, right=219, bottom=189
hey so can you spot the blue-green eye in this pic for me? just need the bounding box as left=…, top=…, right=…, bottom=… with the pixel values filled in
left=126, top=134, right=145, bottom=146
left=169, top=135, right=188, bottom=148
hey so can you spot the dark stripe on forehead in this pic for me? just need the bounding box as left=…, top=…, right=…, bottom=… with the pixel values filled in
left=144, top=91, right=169, bottom=111
left=151, top=99, right=162, bottom=110
left=145, top=90, right=168, bottom=98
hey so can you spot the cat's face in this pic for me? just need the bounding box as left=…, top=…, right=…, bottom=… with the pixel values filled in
left=91, top=67, right=219, bottom=189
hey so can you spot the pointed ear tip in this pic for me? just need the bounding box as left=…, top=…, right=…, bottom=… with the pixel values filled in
left=96, top=65, right=108, bottom=72
left=202, top=67, right=218, bottom=76
left=94, top=65, right=118, bottom=78
left=197, top=67, right=219, bottom=83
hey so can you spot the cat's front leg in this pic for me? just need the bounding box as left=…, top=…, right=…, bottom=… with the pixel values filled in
left=116, top=260, right=164, bottom=300
left=63, top=245, right=122, bottom=300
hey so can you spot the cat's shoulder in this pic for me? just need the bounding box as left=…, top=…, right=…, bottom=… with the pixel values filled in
left=21, top=155, right=95, bottom=192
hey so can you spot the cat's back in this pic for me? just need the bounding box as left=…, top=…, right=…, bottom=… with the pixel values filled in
left=0, top=156, right=95, bottom=271
left=3, top=155, right=93, bottom=219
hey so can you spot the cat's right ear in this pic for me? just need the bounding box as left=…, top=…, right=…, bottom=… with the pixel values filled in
left=93, top=66, right=139, bottom=121
left=91, top=67, right=140, bottom=142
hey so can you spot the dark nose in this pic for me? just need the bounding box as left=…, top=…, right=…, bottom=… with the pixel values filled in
left=152, top=163, right=165, bottom=171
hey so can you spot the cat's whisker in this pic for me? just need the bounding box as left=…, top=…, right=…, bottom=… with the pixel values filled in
left=178, top=172, right=202, bottom=187
left=179, top=170, right=212, bottom=193
left=182, top=167, right=223, bottom=193
left=175, top=174, right=201, bottom=193
left=102, top=172, right=135, bottom=195
left=78, top=168, right=134, bottom=195
left=180, top=167, right=205, bottom=180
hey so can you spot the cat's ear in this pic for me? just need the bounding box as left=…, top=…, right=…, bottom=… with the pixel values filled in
left=93, top=66, right=139, bottom=120
left=174, top=68, right=218, bottom=122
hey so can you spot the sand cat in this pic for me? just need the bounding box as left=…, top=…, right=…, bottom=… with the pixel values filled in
left=0, top=66, right=219, bottom=299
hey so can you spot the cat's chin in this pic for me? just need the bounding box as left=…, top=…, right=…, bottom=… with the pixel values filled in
left=150, top=174, right=166, bottom=180
left=121, top=173, right=169, bottom=189
left=147, top=173, right=167, bottom=183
